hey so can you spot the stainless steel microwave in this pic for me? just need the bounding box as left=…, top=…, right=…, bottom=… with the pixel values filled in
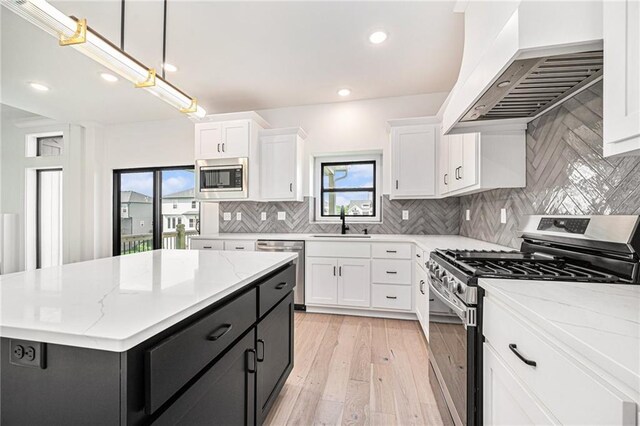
left=195, top=158, right=248, bottom=199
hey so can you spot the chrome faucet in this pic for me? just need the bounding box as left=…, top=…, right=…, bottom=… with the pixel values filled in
left=340, top=206, right=349, bottom=235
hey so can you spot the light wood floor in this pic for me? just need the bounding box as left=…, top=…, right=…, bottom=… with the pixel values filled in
left=264, top=312, right=445, bottom=426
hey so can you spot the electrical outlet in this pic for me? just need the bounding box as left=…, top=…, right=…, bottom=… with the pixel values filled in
left=236, top=212, right=242, bottom=221
left=10, top=340, right=46, bottom=369
left=278, top=211, right=286, bottom=221
left=223, top=212, right=231, bottom=221
left=402, top=210, right=409, bottom=220
left=261, top=212, right=267, bottom=221
left=466, top=209, right=471, bottom=221
left=500, top=208, right=507, bottom=224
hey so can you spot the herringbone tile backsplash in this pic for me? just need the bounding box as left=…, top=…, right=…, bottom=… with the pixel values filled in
left=460, top=81, right=640, bottom=248
left=219, top=195, right=460, bottom=235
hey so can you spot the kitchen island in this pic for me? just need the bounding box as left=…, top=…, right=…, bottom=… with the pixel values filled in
left=0, top=249, right=297, bottom=425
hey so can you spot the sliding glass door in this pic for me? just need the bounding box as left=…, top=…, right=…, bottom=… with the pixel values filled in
left=113, top=166, right=198, bottom=255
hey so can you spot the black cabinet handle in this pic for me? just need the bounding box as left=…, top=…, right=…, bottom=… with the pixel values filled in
left=444, top=173, right=448, bottom=185
left=386, top=250, right=397, bottom=253
left=386, top=271, right=397, bottom=274
left=275, top=282, right=287, bottom=290
left=339, top=266, right=342, bottom=276
left=459, top=166, right=463, bottom=179
left=203, top=246, right=212, bottom=249
left=207, top=324, right=233, bottom=341
left=217, top=143, right=220, bottom=153
left=395, top=180, right=399, bottom=190
left=289, top=183, right=293, bottom=192
left=257, top=339, right=265, bottom=362
left=429, top=298, right=435, bottom=302
left=420, top=280, right=425, bottom=294
left=386, top=296, right=397, bottom=300
left=246, top=349, right=257, bottom=373
left=235, top=247, right=245, bottom=250
left=222, top=143, right=225, bottom=152
left=509, top=344, right=537, bottom=367
left=333, top=266, right=336, bottom=276
left=416, top=253, right=421, bottom=258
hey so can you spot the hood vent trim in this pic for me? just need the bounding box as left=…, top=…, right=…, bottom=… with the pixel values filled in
left=461, top=51, right=603, bottom=122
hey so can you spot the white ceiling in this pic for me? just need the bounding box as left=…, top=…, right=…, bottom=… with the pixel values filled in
left=1, top=1, right=464, bottom=124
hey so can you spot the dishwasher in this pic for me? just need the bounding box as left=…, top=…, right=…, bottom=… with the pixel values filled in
left=256, top=240, right=305, bottom=310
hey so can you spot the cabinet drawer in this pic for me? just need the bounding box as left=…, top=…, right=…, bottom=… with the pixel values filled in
left=371, top=284, right=412, bottom=310
left=224, top=240, right=256, bottom=251
left=372, top=243, right=412, bottom=259
left=190, top=239, right=224, bottom=250
left=306, top=242, right=371, bottom=258
left=372, top=259, right=412, bottom=285
left=145, top=289, right=257, bottom=414
left=258, top=265, right=296, bottom=318
left=483, top=296, right=636, bottom=425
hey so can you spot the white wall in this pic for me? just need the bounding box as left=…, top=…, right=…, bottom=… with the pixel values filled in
left=256, top=92, right=449, bottom=195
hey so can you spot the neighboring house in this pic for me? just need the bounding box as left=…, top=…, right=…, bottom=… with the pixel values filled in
left=162, top=189, right=199, bottom=232
left=120, top=191, right=153, bottom=235
left=347, top=200, right=373, bottom=216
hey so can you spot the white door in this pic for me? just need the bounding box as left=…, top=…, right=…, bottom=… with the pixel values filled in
left=459, top=133, right=479, bottom=190
left=448, top=134, right=464, bottom=191
left=195, top=122, right=222, bottom=159
left=438, top=133, right=450, bottom=195
left=391, top=125, right=437, bottom=198
left=306, top=257, right=338, bottom=305
left=337, top=258, right=371, bottom=307
left=603, top=0, right=640, bottom=156
left=260, top=135, right=296, bottom=200
left=484, top=344, right=558, bottom=425
left=220, top=121, right=250, bottom=158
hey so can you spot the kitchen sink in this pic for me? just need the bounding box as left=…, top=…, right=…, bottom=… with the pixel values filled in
left=311, top=234, right=372, bottom=238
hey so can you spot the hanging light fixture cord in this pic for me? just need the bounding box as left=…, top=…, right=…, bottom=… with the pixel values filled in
left=120, top=0, right=125, bottom=50
left=162, top=0, right=168, bottom=79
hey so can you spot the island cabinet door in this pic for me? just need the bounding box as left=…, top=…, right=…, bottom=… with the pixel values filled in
left=256, top=291, right=294, bottom=424
left=153, top=329, right=257, bottom=426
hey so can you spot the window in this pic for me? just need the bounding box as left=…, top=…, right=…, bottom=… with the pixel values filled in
left=320, top=160, right=377, bottom=218
left=37, top=136, right=63, bottom=156
left=191, top=201, right=197, bottom=209
left=113, top=166, right=198, bottom=255
left=177, top=217, right=182, bottom=225
left=189, top=218, right=195, bottom=228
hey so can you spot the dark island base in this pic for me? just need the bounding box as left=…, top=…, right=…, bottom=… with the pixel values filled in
left=1, top=263, right=296, bottom=425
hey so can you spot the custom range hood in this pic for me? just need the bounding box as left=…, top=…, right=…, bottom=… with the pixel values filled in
left=443, top=1, right=604, bottom=133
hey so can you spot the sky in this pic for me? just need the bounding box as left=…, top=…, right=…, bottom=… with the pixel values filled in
left=323, top=163, right=374, bottom=188
left=121, top=169, right=195, bottom=197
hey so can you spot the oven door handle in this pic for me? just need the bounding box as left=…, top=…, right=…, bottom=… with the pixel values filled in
left=428, top=280, right=475, bottom=328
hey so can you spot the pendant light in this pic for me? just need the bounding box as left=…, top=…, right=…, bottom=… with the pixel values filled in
left=2, top=0, right=206, bottom=118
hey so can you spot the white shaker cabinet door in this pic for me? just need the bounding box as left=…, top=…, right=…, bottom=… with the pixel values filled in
left=391, top=124, right=437, bottom=198
left=220, top=121, right=250, bottom=158
left=337, top=258, right=371, bottom=308
left=195, top=122, right=223, bottom=159
left=260, top=135, right=296, bottom=200
left=306, top=257, right=338, bottom=305
left=603, top=0, right=640, bottom=156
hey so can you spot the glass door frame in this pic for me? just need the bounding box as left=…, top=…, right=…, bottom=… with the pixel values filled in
left=112, top=165, right=194, bottom=256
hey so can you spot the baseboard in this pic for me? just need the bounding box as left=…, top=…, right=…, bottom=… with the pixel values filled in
left=305, top=305, right=418, bottom=320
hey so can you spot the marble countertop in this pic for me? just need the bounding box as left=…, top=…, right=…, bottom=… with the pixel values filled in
left=192, top=233, right=513, bottom=253
left=0, top=250, right=297, bottom=352
left=480, top=279, right=640, bottom=403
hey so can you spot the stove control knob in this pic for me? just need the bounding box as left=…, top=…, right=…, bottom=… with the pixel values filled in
left=454, top=282, right=464, bottom=294
left=441, top=275, right=449, bottom=287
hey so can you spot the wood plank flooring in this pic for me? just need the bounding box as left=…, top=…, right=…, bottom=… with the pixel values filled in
left=264, top=312, right=445, bottom=426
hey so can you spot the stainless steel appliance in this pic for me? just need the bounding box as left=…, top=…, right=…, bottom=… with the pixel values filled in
left=195, top=158, right=248, bottom=199
left=256, top=240, right=305, bottom=310
left=427, top=215, right=640, bottom=426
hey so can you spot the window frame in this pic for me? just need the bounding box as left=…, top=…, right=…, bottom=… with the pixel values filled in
left=314, top=153, right=382, bottom=223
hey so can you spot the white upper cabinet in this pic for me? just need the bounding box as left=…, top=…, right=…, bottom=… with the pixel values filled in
left=389, top=119, right=438, bottom=199
left=195, top=120, right=250, bottom=159
left=603, top=0, right=640, bottom=157
left=438, top=131, right=525, bottom=197
left=259, top=128, right=305, bottom=202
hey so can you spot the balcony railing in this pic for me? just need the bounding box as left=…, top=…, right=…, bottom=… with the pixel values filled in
left=120, top=227, right=199, bottom=254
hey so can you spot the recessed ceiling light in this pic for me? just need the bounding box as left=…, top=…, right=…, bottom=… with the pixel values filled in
left=29, top=82, right=49, bottom=92
left=497, top=80, right=511, bottom=88
left=338, top=88, right=351, bottom=97
left=163, top=63, right=178, bottom=72
left=369, top=31, right=388, bottom=44
left=100, top=72, right=118, bottom=82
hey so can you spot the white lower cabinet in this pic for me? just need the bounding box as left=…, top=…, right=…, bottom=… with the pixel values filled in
left=484, top=344, right=558, bottom=425
left=483, top=295, right=637, bottom=425
left=190, top=239, right=224, bottom=250
left=306, top=257, right=338, bottom=305
left=414, top=262, right=429, bottom=339
left=371, top=284, right=412, bottom=310
left=306, top=257, right=371, bottom=307
left=337, top=259, right=371, bottom=307
left=223, top=240, right=256, bottom=251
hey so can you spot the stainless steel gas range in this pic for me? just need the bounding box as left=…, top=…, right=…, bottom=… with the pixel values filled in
left=426, top=215, right=640, bottom=426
